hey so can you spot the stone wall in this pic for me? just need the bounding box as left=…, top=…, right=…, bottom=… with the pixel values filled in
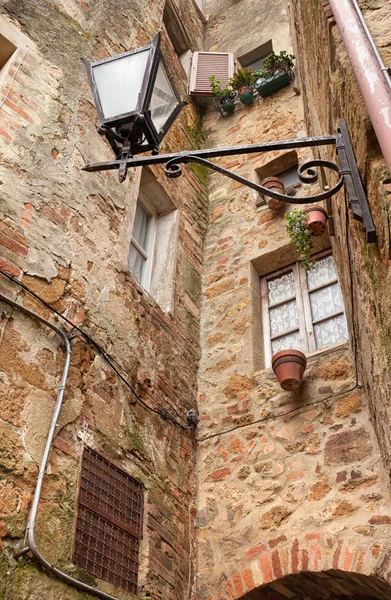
left=0, top=1, right=206, bottom=599
left=196, top=0, right=391, bottom=598
left=290, top=0, right=391, bottom=493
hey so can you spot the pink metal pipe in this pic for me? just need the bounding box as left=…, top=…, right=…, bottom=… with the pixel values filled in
left=328, top=0, right=391, bottom=175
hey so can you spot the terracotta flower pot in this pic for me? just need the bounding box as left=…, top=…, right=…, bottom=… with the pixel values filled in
left=304, top=206, right=328, bottom=237
left=260, top=176, right=285, bottom=210
left=238, top=84, right=252, bottom=95
left=272, top=349, right=307, bottom=391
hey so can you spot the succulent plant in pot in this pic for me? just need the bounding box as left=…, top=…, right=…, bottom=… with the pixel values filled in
left=209, top=75, right=236, bottom=114
left=229, top=68, right=257, bottom=105
left=285, top=207, right=328, bottom=270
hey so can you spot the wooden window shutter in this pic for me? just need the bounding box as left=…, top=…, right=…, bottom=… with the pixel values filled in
left=189, top=51, right=235, bottom=96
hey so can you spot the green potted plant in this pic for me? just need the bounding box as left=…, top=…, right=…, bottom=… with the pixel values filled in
left=229, top=68, right=257, bottom=105
left=255, top=51, right=295, bottom=98
left=209, top=75, right=236, bottom=114
left=285, top=206, right=328, bottom=271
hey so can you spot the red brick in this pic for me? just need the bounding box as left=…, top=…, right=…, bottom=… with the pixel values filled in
left=0, top=233, right=28, bottom=257
left=224, top=580, right=235, bottom=600
left=369, top=515, right=391, bottom=525
left=269, top=535, right=287, bottom=548
left=206, top=467, right=231, bottom=481
left=271, top=549, right=283, bottom=579
left=333, top=540, right=343, bottom=569
left=291, top=539, right=299, bottom=573
left=242, top=569, right=254, bottom=592
left=305, top=532, right=321, bottom=542
left=232, top=573, right=244, bottom=598
left=52, top=436, right=77, bottom=458
left=0, top=259, right=20, bottom=278
left=354, top=550, right=366, bottom=573
left=229, top=438, right=245, bottom=454
left=343, top=546, right=355, bottom=571
left=301, top=548, right=309, bottom=571
left=4, top=97, right=34, bottom=123
left=311, top=545, right=321, bottom=571
left=260, top=553, right=273, bottom=583
left=0, top=127, right=11, bottom=143
left=245, top=543, right=267, bottom=560
left=0, top=222, right=27, bottom=247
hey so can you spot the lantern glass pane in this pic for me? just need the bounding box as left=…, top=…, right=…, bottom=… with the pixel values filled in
left=92, top=50, right=149, bottom=119
left=149, top=60, right=178, bottom=134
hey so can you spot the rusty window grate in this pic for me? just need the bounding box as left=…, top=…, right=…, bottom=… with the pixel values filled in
left=74, top=447, right=143, bottom=593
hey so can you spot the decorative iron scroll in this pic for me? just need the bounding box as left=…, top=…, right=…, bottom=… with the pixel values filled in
left=82, top=119, right=376, bottom=242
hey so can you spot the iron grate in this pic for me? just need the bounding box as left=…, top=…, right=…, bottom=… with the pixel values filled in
left=74, top=447, right=143, bottom=593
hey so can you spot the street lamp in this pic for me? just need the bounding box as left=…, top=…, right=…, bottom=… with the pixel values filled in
left=82, top=33, right=184, bottom=181
left=82, top=39, right=376, bottom=242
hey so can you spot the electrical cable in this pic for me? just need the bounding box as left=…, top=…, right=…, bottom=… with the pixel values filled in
left=0, top=189, right=360, bottom=442
left=0, top=268, right=190, bottom=431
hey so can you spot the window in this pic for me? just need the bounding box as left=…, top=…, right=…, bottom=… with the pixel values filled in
left=189, top=51, right=235, bottom=95
left=163, top=0, right=192, bottom=76
left=74, top=447, right=143, bottom=594
left=0, top=33, right=16, bottom=84
left=129, top=200, right=156, bottom=289
left=128, top=168, right=178, bottom=312
left=238, top=40, right=273, bottom=73
left=261, top=253, right=348, bottom=367
left=277, top=165, right=300, bottom=189
left=256, top=150, right=299, bottom=207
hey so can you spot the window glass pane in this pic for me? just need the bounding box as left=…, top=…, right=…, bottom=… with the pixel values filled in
left=310, top=282, right=343, bottom=322
left=132, top=203, right=150, bottom=251
left=278, top=166, right=300, bottom=188
left=267, top=271, right=295, bottom=306
left=269, top=299, right=299, bottom=337
left=92, top=50, right=149, bottom=119
left=128, top=244, right=146, bottom=283
left=272, top=331, right=303, bottom=355
left=314, top=314, right=348, bottom=349
left=307, top=255, right=337, bottom=290
left=149, top=60, right=178, bottom=134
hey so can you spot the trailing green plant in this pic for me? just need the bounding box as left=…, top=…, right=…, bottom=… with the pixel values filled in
left=209, top=75, right=235, bottom=99
left=260, top=51, right=295, bottom=79
left=229, top=67, right=257, bottom=91
left=285, top=209, right=315, bottom=271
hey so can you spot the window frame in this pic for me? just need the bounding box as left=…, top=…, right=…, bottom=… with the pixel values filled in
left=73, top=446, right=144, bottom=594
left=261, top=250, right=348, bottom=367
left=129, top=195, right=157, bottom=291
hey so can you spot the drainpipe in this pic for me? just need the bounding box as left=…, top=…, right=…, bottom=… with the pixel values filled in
left=0, top=292, right=120, bottom=600
left=328, top=0, right=391, bottom=175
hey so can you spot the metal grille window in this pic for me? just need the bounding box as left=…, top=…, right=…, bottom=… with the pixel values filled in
left=261, top=253, right=349, bottom=366
left=74, top=447, right=143, bottom=594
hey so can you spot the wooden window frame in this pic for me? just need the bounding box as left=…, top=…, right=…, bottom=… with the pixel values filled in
left=261, top=250, right=347, bottom=367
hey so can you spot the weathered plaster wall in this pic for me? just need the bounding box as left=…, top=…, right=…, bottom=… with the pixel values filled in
left=204, top=0, right=292, bottom=61
left=290, top=0, right=391, bottom=492
left=196, top=1, right=391, bottom=599
left=0, top=1, right=205, bottom=599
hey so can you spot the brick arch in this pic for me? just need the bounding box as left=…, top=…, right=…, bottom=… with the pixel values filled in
left=221, top=535, right=391, bottom=600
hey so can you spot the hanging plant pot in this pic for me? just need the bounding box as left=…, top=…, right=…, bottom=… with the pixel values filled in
left=304, top=206, right=328, bottom=237
left=255, top=70, right=292, bottom=98
left=272, top=349, right=307, bottom=391
left=219, top=98, right=236, bottom=114
left=260, top=176, right=285, bottom=210
left=238, top=84, right=254, bottom=105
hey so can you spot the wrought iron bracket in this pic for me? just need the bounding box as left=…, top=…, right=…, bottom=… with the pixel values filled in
left=83, top=118, right=376, bottom=243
